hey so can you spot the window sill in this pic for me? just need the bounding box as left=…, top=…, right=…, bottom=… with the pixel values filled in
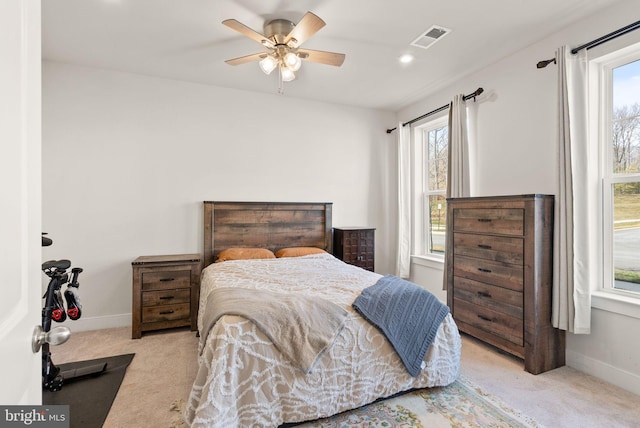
left=411, top=254, right=444, bottom=270
left=591, top=290, right=640, bottom=320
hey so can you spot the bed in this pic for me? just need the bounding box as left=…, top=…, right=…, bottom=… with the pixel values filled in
left=185, top=201, right=461, bottom=427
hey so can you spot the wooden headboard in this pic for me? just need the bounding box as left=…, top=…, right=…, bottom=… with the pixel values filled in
left=203, top=201, right=333, bottom=267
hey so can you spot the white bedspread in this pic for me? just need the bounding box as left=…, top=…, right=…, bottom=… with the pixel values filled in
left=185, top=253, right=461, bottom=427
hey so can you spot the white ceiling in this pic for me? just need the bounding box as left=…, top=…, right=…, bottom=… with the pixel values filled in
left=42, top=0, right=622, bottom=111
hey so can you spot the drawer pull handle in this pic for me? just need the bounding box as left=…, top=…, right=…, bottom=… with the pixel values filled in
left=478, top=244, right=492, bottom=249
left=477, top=291, right=492, bottom=298
left=477, top=314, right=493, bottom=322
left=477, top=218, right=492, bottom=223
left=160, top=278, right=175, bottom=282
left=159, top=310, right=174, bottom=315
left=159, top=296, right=174, bottom=300
left=477, top=268, right=492, bottom=273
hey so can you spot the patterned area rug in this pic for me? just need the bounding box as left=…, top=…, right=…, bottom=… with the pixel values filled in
left=170, top=376, right=541, bottom=428
left=294, top=376, right=541, bottom=428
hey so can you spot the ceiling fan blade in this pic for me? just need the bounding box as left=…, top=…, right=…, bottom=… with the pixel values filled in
left=222, top=19, right=273, bottom=48
left=225, top=52, right=266, bottom=66
left=298, top=49, right=345, bottom=67
left=284, top=12, right=326, bottom=47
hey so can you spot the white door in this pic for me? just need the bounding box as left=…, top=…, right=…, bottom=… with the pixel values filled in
left=0, top=0, right=42, bottom=404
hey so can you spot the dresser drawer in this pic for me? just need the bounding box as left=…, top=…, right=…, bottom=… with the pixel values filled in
left=453, top=233, right=523, bottom=265
left=453, top=276, right=522, bottom=319
left=453, top=255, right=523, bottom=291
left=142, top=289, right=191, bottom=307
left=142, top=303, right=190, bottom=323
left=142, top=270, right=191, bottom=291
left=452, top=208, right=524, bottom=236
left=453, top=298, right=523, bottom=346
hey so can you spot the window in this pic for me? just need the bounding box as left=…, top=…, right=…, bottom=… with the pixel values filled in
left=594, top=47, right=640, bottom=296
left=414, top=116, right=448, bottom=258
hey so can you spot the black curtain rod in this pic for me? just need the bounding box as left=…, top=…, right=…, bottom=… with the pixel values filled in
left=537, top=19, right=640, bottom=68
left=386, top=87, right=484, bottom=134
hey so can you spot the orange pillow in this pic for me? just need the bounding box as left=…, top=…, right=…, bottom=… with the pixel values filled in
left=215, top=248, right=276, bottom=262
left=275, top=247, right=327, bottom=258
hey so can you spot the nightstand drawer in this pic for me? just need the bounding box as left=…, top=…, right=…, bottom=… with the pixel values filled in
left=142, top=289, right=191, bottom=307
left=452, top=208, right=524, bottom=236
left=344, top=252, right=374, bottom=266
left=142, top=303, right=190, bottom=323
left=142, top=270, right=190, bottom=291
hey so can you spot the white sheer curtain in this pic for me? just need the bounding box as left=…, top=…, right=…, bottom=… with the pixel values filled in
left=442, top=95, right=471, bottom=289
left=553, top=46, right=594, bottom=334
left=396, top=122, right=412, bottom=278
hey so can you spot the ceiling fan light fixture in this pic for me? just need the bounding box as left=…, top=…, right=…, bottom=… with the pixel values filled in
left=223, top=11, right=345, bottom=91
left=284, top=52, right=302, bottom=71
left=280, top=65, right=296, bottom=82
left=259, top=55, right=278, bottom=75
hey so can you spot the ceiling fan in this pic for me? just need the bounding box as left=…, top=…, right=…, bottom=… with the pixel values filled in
left=222, top=11, right=345, bottom=86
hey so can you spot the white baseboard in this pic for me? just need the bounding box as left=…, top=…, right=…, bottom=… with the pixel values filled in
left=58, top=313, right=131, bottom=332
left=567, top=349, right=640, bottom=396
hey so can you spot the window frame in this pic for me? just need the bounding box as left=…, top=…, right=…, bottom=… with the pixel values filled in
left=590, top=43, right=640, bottom=301
left=412, top=115, right=449, bottom=261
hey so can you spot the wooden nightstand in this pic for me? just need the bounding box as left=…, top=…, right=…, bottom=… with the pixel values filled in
left=131, top=254, right=202, bottom=339
left=333, top=227, right=375, bottom=271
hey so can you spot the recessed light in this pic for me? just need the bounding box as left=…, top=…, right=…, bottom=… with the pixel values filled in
left=399, top=54, right=414, bottom=64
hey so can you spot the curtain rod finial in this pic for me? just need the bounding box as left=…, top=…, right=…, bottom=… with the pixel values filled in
left=537, top=58, right=556, bottom=69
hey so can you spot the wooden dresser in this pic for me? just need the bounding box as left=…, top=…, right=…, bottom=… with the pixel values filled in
left=131, top=254, right=201, bottom=339
left=333, top=227, right=375, bottom=271
left=446, top=194, right=564, bottom=374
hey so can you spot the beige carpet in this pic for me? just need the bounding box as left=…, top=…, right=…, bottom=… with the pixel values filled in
left=52, top=327, right=198, bottom=427
left=51, top=327, right=640, bottom=427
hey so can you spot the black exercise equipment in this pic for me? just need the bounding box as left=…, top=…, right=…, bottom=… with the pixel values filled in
left=40, top=233, right=107, bottom=392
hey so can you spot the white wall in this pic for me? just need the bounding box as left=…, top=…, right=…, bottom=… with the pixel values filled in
left=42, top=62, right=396, bottom=331
left=398, top=0, right=640, bottom=395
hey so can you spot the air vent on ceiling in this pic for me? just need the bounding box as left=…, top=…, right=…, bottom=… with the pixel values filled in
left=410, top=25, right=451, bottom=49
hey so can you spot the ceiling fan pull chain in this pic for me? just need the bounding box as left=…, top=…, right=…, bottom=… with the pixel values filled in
left=278, top=67, right=285, bottom=95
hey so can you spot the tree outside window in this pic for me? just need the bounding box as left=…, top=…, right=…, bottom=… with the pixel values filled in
left=424, top=123, right=448, bottom=255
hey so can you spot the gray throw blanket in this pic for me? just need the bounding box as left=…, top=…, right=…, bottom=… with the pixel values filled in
left=352, top=275, right=450, bottom=377
left=200, top=287, right=348, bottom=374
